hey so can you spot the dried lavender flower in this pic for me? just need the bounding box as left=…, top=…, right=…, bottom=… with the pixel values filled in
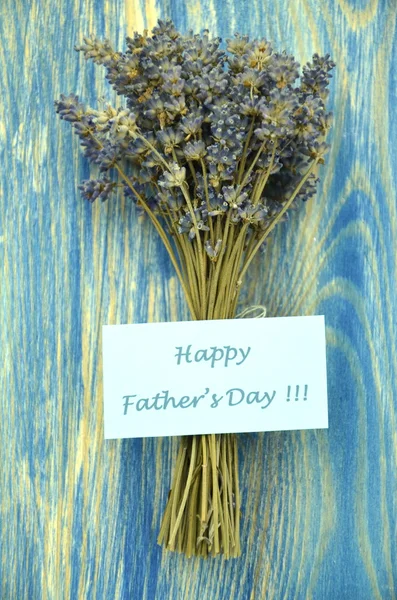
left=56, top=18, right=335, bottom=560
left=78, top=178, right=118, bottom=202
left=159, top=163, right=186, bottom=188
left=205, top=239, right=223, bottom=260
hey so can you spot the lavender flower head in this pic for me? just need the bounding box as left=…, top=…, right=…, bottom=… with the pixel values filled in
left=55, top=18, right=334, bottom=244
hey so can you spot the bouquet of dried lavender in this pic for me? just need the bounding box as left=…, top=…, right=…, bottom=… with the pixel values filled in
left=56, top=19, right=334, bottom=558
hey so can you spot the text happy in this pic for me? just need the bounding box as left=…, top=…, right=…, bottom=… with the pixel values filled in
left=175, top=344, right=251, bottom=368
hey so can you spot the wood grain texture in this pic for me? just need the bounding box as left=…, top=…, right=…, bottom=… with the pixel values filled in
left=1, top=0, right=397, bottom=598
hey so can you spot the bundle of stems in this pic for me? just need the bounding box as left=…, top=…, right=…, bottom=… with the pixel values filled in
left=148, top=151, right=317, bottom=559
left=55, top=18, right=334, bottom=558
left=158, top=435, right=240, bottom=558
left=113, top=130, right=320, bottom=324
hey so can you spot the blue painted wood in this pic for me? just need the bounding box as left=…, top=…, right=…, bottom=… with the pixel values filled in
left=1, top=0, right=397, bottom=598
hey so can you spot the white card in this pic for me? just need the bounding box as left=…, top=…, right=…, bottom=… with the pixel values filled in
left=102, top=315, right=328, bottom=439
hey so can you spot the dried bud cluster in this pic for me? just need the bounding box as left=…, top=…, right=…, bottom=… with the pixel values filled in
left=56, top=19, right=334, bottom=246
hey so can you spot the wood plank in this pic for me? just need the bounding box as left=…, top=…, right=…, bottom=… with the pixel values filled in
left=1, top=0, right=396, bottom=598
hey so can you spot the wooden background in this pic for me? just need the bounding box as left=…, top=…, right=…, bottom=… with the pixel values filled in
left=1, top=0, right=397, bottom=598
